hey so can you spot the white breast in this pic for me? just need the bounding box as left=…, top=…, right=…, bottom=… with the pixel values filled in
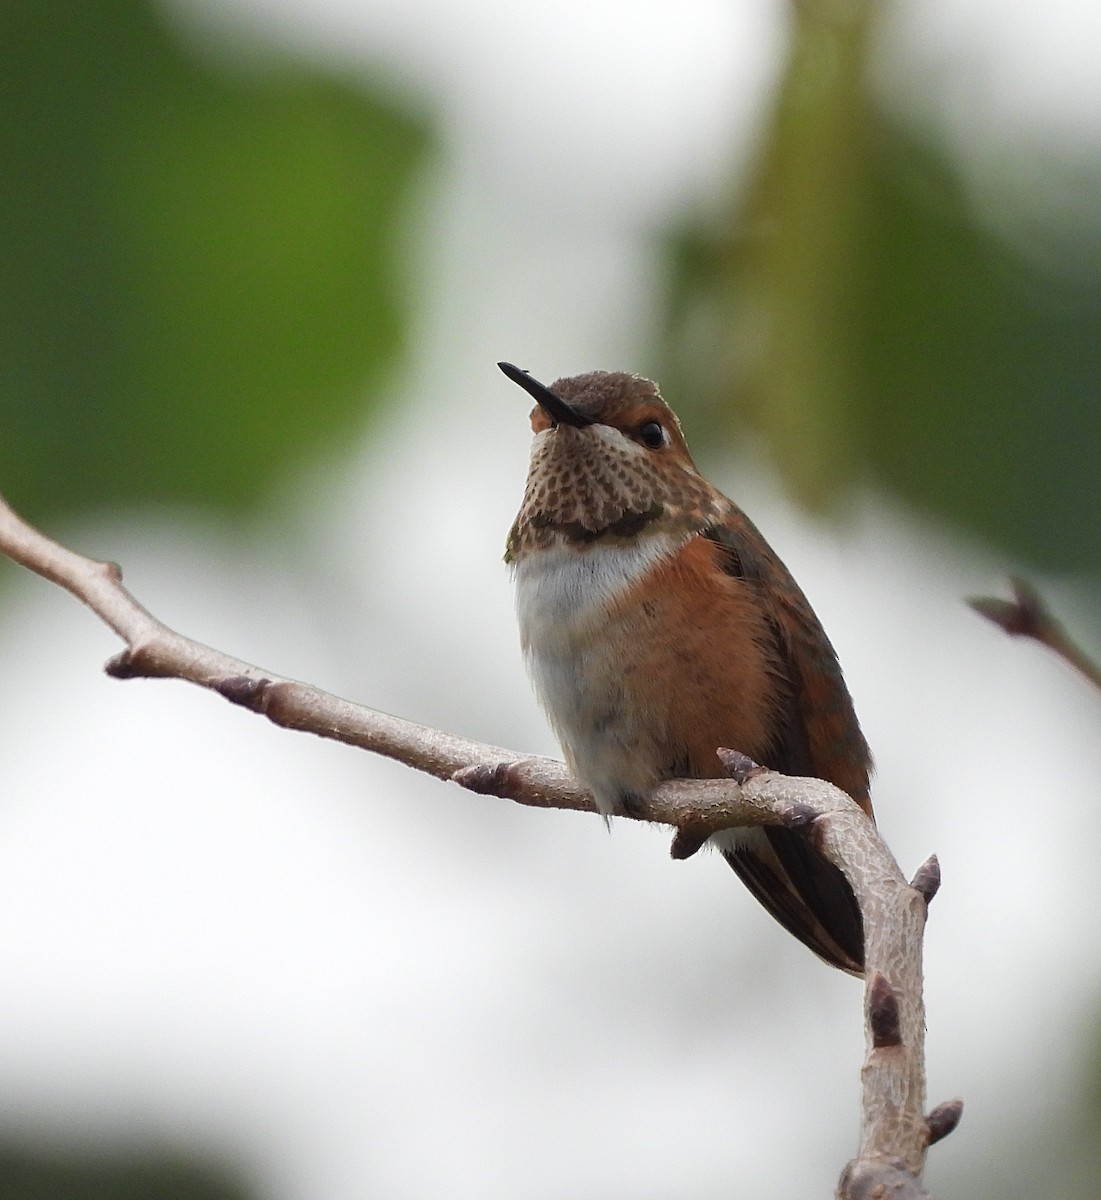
left=514, top=536, right=677, bottom=646
left=513, top=534, right=684, bottom=813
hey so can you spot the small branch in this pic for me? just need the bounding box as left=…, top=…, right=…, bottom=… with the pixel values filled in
left=0, top=493, right=580, bottom=803
left=713, top=755, right=938, bottom=1187
left=970, top=577, right=1101, bottom=694
left=0, top=492, right=955, bottom=1195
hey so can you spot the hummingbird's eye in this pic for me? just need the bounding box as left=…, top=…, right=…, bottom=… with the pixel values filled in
left=637, top=420, right=667, bottom=450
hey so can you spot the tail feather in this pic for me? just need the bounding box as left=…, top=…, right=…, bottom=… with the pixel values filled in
left=720, top=827, right=865, bottom=975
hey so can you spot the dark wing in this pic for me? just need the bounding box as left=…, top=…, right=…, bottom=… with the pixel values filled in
left=702, top=522, right=872, bottom=975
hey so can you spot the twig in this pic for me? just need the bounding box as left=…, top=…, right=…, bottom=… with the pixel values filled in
left=970, top=577, right=1101, bottom=694
left=0, top=491, right=958, bottom=1194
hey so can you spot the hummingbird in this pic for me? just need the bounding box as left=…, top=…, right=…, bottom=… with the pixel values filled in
left=499, top=361, right=874, bottom=974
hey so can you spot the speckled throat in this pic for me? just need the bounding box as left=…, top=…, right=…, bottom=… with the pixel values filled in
left=506, top=421, right=723, bottom=562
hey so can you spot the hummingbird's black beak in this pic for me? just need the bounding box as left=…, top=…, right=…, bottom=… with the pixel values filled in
left=498, top=362, right=595, bottom=428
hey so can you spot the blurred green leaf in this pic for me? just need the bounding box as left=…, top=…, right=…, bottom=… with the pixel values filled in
left=859, top=131, right=1101, bottom=573
left=661, top=0, right=1101, bottom=573
left=0, top=0, right=432, bottom=518
left=0, top=1144, right=252, bottom=1200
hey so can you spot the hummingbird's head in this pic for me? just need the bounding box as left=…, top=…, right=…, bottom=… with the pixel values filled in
left=499, top=362, right=723, bottom=563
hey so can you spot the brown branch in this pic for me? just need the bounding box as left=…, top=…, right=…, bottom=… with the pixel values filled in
left=0, top=491, right=958, bottom=1194
left=970, top=577, right=1101, bottom=693
left=706, top=754, right=954, bottom=1192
